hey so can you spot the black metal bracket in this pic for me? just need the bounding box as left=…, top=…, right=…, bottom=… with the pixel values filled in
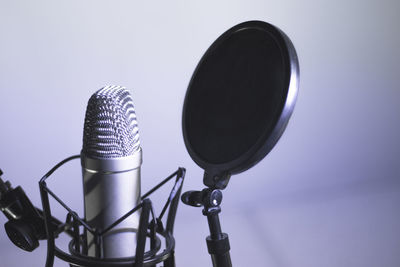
left=0, top=157, right=186, bottom=267
left=181, top=188, right=232, bottom=267
left=203, top=171, right=231, bottom=190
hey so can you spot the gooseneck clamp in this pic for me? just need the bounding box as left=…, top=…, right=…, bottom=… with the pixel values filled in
left=181, top=188, right=232, bottom=267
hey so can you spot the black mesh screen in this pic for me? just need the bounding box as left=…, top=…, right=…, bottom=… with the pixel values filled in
left=184, top=27, right=288, bottom=164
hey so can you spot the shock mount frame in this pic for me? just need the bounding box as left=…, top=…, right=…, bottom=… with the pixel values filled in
left=38, top=155, right=185, bottom=267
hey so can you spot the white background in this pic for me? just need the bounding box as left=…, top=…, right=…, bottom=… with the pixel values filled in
left=0, top=1, right=399, bottom=266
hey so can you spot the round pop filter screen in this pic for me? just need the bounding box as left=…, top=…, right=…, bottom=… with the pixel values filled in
left=182, top=21, right=299, bottom=186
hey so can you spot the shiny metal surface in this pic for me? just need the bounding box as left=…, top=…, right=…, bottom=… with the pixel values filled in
left=82, top=85, right=140, bottom=158
left=81, top=86, right=142, bottom=258
left=82, top=150, right=141, bottom=258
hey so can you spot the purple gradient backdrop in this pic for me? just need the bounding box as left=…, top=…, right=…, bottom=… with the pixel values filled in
left=1, top=1, right=399, bottom=266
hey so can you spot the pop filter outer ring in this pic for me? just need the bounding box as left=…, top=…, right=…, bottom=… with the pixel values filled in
left=182, top=21, right=299, bottom=188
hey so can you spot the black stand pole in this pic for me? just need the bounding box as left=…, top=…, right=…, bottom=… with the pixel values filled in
left=182, top=188, right=232, bottom=267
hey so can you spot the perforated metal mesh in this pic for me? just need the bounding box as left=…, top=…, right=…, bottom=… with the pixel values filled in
left=82, top=85, right=140, bottom=158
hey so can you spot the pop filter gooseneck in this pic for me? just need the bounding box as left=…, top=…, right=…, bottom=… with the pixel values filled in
left=181, top=20, right=299, bottom=267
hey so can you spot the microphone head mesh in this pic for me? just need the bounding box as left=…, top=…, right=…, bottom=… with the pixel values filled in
left=82, top=85, right=140, bottom=158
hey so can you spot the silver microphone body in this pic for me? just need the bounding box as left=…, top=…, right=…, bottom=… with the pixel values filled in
left=81, top=151, right=141, bottom=258
left=81, top=85, right=141, bottom=258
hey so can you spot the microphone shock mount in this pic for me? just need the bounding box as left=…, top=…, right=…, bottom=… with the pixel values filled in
left=0, top=157, right=186, bottom=267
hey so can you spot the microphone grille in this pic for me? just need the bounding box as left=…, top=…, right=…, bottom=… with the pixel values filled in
left=82, top=85, right=140, bottom=158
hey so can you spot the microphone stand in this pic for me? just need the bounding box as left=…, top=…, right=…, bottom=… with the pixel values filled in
left=182, top=188, right=232, bottom=267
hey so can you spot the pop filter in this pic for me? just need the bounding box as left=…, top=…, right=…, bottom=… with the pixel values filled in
left=182, top=21, right=299, bottom=189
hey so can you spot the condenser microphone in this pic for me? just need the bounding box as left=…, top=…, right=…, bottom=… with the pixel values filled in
left=81, top=85, right=142, bottom=258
